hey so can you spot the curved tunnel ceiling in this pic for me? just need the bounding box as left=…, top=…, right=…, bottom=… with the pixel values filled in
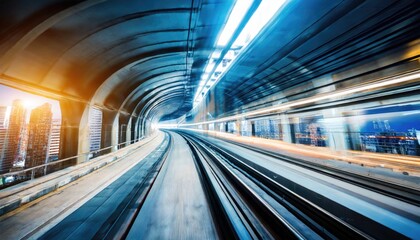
left=0, top=0, right=236, bottom=122
left=1, top=0, right=418, bottom=124
left=212, top=0, right=419, bottom=116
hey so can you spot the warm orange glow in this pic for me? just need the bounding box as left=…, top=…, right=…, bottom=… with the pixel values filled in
left=0, top=84, right=61, bottom=118
left=22, top=100, right=35, bottom=109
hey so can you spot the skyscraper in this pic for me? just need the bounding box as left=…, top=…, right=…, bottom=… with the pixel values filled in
left=0, top=106, right=10, bottom=167
left=1, top=100, right=27, bottom=174
left=89, top=107, right=102, bottom=153
left=49, top=119, right=61, bottom=161
left=0, top=106, right=8, bottom=127
left=25, top=103, right=52, bottom=176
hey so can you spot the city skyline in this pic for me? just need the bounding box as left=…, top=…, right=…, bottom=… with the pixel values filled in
left=0, top=85, right=61, bottom=119
left=0, top=99, right=62, bottom=174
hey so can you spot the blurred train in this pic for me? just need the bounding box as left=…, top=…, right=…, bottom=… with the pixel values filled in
left=206, top=102, right=420, bottom=157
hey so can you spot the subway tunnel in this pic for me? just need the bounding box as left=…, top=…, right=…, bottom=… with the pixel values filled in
left=0, top=0, right=419, bottom=239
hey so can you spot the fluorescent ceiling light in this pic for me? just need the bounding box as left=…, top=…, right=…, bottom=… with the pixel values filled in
left=201, top=73, right=209, bottom=80
left=204, top=61, right=215, bottom=73
left=211, top=50, right=222, bottom=59
left=194, top=0, right=288, bottom=107
left=217, top=0, right=253, bottom=47
left=234, top=0, right=286, bottom=48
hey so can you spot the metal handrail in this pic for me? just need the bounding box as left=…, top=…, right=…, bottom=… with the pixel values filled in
left=0, top=136, right=145, bottom=182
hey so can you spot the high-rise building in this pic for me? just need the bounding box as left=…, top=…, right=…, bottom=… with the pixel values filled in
left=1, top=100, right=27, bottom=174
left=89, top=107, right=102, bottom=153
left=0, top=106, right=10, bottom=166
left=25, top=103, right=52, bottom=176
left=0, top=106, right=9, bottom=127
left=49, top=119, right=61, bottom=161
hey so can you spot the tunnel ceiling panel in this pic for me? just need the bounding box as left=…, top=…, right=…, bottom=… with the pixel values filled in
left=213, top=0, right=420, bottom=115
left=0, top=0, right=235, bottom=122
left=2, top=0, right=417, bottom=122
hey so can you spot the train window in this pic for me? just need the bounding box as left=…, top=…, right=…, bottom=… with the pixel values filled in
left=349, top=104, right=420, bottom=156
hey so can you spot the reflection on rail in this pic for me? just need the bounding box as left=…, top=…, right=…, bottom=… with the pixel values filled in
left=176, top=130, right=419, bottom=239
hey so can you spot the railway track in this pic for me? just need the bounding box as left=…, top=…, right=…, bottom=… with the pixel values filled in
left=175, top=130, right=418, bottom=239
left=214, top=135, right=420, bottom=206
left=179, top=131, right=373, bottom=240
left=184, top=133, right=309, bottom=239
left=40, top=130, right=418, bottom=239
left=108, top=131, right=329, bottom=239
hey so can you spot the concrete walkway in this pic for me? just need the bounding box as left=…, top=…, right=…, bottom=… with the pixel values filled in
left=0, top=132, right=164, bottom=240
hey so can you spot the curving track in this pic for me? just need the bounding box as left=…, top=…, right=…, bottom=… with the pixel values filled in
left=39, top=130, right=420, bottom=239
left=126, top=132, right=219, bottom=239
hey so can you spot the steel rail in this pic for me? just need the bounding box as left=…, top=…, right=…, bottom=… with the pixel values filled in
left=220, top=138, right=420, bottom=207
left=181, top=132, right=309, bottom=239
left=180, top=131, right=375, bottom=240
